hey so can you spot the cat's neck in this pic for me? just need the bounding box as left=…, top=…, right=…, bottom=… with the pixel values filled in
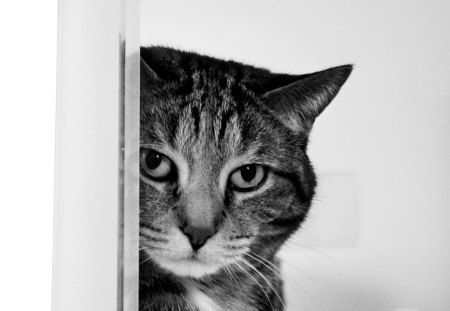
left=139, top=258, right=284, bottom=311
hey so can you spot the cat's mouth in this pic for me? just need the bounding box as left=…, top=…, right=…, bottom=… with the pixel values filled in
left=154, top=255, right=223, bottom=278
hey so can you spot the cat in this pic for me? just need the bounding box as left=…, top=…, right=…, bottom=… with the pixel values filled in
left=139, top=46, right=352, bottom=311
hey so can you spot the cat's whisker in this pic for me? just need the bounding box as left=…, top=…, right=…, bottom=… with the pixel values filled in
left=139, top=255, right=154, bottom=266
left=274, top=255, right=317, bottom=285
left=223, top=250, right=249, bottom=259
left=225, top=244, right=248, bottom=249
left=239, top=258, right=286, bottom=309
left=139, top=240, right=168, bottom=251
left=223, top=266, right=232, bottom=282
left=223, top=254, right=245, bottom=259
left=227, top=262, right=246, bottom=289
left=245, top=253, right=291, bottom=293
left=224, top=264, right=241, bottom=288
left=139, top=230, right=168, bottom=242
left=203, top=273, right=227, bottom=289
left=222, top=265, right=230, bottom=279
left=246, top=252, right=281, bottom=272
left=250, top=251, right=314, bottom=284
left=198, top=279, right=224, bottom=304
left=230, top=270, right=242, bottom=288
left=245, top=253, right=281, bottom=275
left=282, top=240, right=341, bottom=274
left=246, top=252, right=313, bottom=299
left=232, top=261, right=275, bottom=311
left=212, top=277, right=228, bottom=289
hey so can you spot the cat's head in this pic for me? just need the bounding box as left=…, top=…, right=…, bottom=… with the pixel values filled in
left=139, top=47, right=352, bottom=278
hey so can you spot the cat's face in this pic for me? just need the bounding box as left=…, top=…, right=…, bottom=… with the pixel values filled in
left=140, top=81, right=312, bottom=278
left=139, top=47, right=352, bottom=278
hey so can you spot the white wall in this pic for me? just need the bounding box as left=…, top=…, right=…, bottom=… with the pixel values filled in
left=140, top=1, right=450, bottom=310
left=0, top=1, right=57, bottom=311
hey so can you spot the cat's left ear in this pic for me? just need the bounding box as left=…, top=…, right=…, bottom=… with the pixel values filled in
left=262, top=65, right=353, bottom=132
left=140, top=57, right=161, bottom=86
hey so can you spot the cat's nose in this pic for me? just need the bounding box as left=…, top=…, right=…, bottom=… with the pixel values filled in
left=182, top=225, right=215, bottom=251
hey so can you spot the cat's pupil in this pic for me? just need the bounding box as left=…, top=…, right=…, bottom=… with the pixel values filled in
left=241, top=165, right=256, bottom=182
left=146, top=153, right=162, bottom=170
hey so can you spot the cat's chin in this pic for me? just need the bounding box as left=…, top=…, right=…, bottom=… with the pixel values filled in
left=154, top=256, right=222, bottom=279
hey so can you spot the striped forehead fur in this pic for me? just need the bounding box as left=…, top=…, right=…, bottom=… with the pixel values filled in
left=174, top=76, right=244, bottom=159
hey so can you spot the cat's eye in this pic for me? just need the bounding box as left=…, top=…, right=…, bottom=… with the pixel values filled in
left=229, top=164, right=267, bottom=192
left=140, top=149, right=174, bottom=181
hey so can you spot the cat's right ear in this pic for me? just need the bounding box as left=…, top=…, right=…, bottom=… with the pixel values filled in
left=140, top=57, right=162, bottom=86
left=261, top=65, right=353, bottom=133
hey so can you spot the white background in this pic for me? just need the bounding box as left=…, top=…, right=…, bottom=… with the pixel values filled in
left=141, top=0, right=450, bottom=310
left=0, top=1, right=57, bottom=310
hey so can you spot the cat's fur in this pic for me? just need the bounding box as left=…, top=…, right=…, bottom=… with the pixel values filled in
left=139, top=46, right=352, bottom=311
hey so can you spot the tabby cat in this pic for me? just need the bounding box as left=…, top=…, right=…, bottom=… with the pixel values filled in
left=139, top=46, right=352, bottom=311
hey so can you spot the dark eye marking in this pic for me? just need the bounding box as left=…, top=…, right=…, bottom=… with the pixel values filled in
left=140, top=149, right=177, bottom=182
left=229, top=164, right=267, bottom=192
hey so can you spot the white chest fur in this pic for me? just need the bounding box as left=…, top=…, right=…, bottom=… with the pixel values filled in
left=183, top=280, right=221, bottom=311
